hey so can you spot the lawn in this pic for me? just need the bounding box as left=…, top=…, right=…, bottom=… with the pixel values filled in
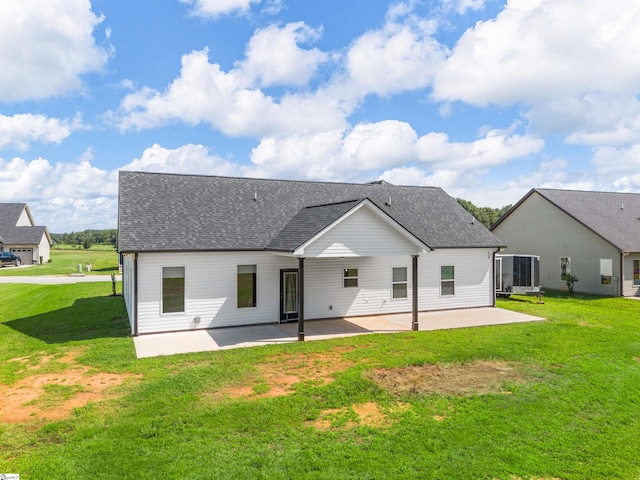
left=0, top=247, right=118, bottom=277
left=1, top=286, right=639, bottom=479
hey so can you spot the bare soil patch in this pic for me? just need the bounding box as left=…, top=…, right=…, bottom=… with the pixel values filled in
left=216, top=348, right=355, bottom=400
left=1, top=348, right=139, bottom=423
left=368, top=360, right=529, bottom=397
left=307, top=401, right=410, bottom=430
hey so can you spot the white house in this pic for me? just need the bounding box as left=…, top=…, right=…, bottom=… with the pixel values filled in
left=0, top=203, right=52, bottom=264
left=491, top=188, right=640, bottom=297
left=117, top=171, right=505, bottom=337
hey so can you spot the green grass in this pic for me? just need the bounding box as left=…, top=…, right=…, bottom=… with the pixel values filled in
left=0, top=247, right=118, bottom=276
left=1, top=286, right=639, bottom=479
left=52, top=244, right=117, bottom=251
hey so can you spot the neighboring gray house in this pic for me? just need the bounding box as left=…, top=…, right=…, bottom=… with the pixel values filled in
left=491, top=188, right=640, bottom=297
left=117, top=171, right=504, bottom=337
left=0, top=203, right=52, bottom=264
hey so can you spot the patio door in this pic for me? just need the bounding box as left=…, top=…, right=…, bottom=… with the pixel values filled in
left=280, top=269, right=299, bottom=322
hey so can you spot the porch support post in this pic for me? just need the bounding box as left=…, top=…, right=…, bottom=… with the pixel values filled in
left=298, top=257, right=305, bottom=341
left=412, top=254, right=419, bottom=331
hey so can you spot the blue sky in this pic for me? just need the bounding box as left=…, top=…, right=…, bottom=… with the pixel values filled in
left=1, top=0, right=640, bottom=232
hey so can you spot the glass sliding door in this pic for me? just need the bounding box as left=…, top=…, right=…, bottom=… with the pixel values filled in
left=280, top=269, right=299, bottom=322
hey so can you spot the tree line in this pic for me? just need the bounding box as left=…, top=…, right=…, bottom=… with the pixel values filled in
left=456, top=199, right=512, bottom=229
left=50, top=229, right=117, bottom=248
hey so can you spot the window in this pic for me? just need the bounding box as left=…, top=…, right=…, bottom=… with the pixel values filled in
left=600, top=259, right=613, bottom=286
left=634, top=260, right=640, bottom=286
left=237, top=265, right=257, bottom=308
left=162, top=267, right=185, bottom=314
left=560, top=257, right=571, bottom=281
left=441, top=265, right=455, bottom=296
left=343, top=268, right=358, bottom=288
left=392, top=267, right=407, bottom=299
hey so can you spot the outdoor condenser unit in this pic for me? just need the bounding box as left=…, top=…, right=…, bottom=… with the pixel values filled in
left=495, top=254, right=541, bottom=295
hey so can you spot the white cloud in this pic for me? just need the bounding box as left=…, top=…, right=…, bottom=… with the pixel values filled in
left=433, top=0, right=640, bottom=107
left=181, top=0, right=261, bottom=18
left=236, top=22, right=328, bottom=87
left=249, top=120, right=543, bottom=182
left=560, top=96, right=640, bottom=146
left=441, top=0, right=488, bottom=15
left=0, top=0, right=110, bottom=102
left=417, top=127, right=544, bottom=169
left=0, top=114, right=84, bottom=151
left=121, top=143, right=241, bottom=176
left=591, top=144, right=640, bottom=181
left=0, top=155, right=117, bottom=230
left=109, top=48, right=347, bottom=137
left=345, top=6, right=446, bottom=96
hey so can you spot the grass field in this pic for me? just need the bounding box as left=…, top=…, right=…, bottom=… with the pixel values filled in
left=0, top=286, right=639, bottom=479
left=0, top=247, right=118, bottom=277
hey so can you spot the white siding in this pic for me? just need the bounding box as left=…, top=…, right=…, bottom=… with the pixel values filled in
left=37, top=232, right=51, bottom=263
left=304, top=249, right=494, bottom=319
left=493, top=192, right=621, bottom=296
left=133, top=248, right=495, bottom=334
left=304, top=256, right=414, bottom=318
left=301, top=206, right=421, bottom=257
left=136, top=252, right=298, bottom=334
left=418, top=249, right=494, bottom=311
left=15, top=208, right=32, bottom=227
left=622, top=254, right=640, bottom=297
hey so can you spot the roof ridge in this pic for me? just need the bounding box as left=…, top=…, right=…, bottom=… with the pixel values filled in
left=119, top=170, right=443, bottom=191
left=536, top=187, right=640, bottom=197
left=303, top=198, right=365, bottom=209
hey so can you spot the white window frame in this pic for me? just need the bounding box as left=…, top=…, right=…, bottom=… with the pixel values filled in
left=634, top=259, right=640, bottom=286
left=343, top=267, right=358, bottom=288
left=391, top=267, right=408, bottom=299
left=161, top=266, right=186, bottom=315
left=237, top=264, right=257, bottom=309
left=600, top=258, right=613, bottom=286
left=440, top=265, right=455, bottom=297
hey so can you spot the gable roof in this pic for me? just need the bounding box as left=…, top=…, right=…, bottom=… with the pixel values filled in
left=0, top=203, right=28, bottom=227
left=267, top=199, right=364, bottom=252
left=0, top=203, right=52, bottom=246
left=268, top=198, right=430, bottom=254
left=118, top=171, right=503, bottom=253
left=492, top=188, right=640, bottom=252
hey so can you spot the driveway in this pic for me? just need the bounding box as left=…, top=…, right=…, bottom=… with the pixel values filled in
left=134, top=307, right=545, bottom=358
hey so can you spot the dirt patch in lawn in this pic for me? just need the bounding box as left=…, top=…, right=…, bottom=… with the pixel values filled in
left=1, top=349, right=139, bottom=423
left=308, top=401, right=410, bottom=430
left=216, top=348, right=356, bottom=400
left=368, top=360, right=529, bottom=397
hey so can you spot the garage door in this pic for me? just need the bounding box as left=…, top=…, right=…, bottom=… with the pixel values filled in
left=11, top=248, right=32, bottom=264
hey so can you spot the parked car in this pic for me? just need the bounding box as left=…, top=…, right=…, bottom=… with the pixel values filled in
left=0, top=252, right=21, bottom=267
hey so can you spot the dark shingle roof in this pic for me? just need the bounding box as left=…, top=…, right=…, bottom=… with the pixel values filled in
left=118, top=171, right=503, bottom=252
left=493, top=188, right=640, bottom=252
left=0, top=203, right=50, bottom=246
left=268, top=199, right=364, bottom=251
left=0, top=203, right=26, bottom=227
left=1, top=226, right=48, bottom=245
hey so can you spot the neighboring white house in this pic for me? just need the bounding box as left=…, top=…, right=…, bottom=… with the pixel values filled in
left=491, top=188, right=640, bottom=297
left=0, top=203, right=52, bottom=264
left=117, top=171, right=505, bottom=337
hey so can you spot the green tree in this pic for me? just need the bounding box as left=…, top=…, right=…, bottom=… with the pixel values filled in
left=456, top=198, right=512, bottom=229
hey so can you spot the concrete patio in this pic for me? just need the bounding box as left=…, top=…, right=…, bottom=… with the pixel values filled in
left=133, top=307, right=545, bottom=358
